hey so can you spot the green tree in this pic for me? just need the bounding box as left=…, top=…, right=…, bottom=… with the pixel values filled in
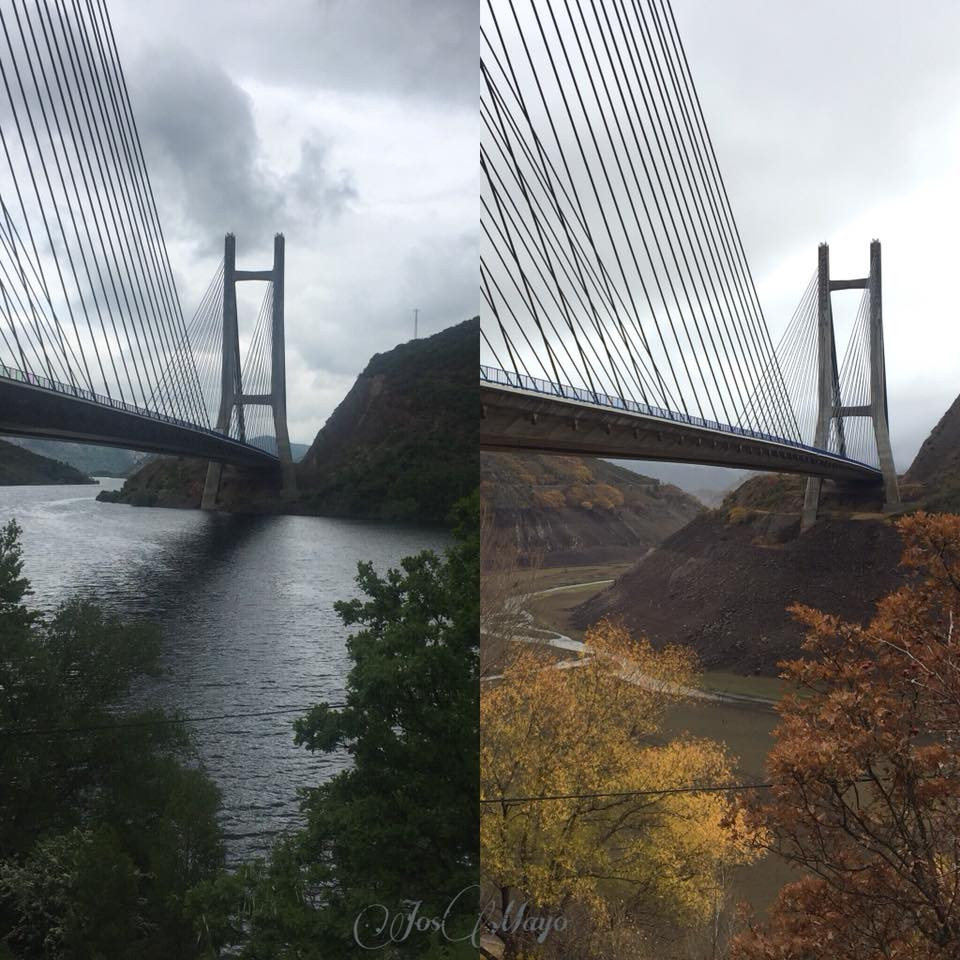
left=193, top=496, right=480, bottom=958
left=0, top=519, right=225, bottom=958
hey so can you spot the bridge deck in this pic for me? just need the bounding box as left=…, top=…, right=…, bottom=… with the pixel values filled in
left=480, top=368, right=882, bottom=484
left=0, top=373, right=277, bottom=468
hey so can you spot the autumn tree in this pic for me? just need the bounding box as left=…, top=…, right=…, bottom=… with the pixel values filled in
left=732, top=512, right=960, bottom=960
left=481, top=619, right=760, bottom=958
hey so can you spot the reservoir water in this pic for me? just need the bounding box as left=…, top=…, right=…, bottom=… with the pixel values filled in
left=0, top=479, right=448, bottom=861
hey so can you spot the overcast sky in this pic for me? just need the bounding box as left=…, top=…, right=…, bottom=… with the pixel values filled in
left=644, top=0, right=960, bottom=489
left=110, top=0, right=477, bottom=444
left=112, top=1, right=960, bottom=469
left=479, top=0, right=960, bottom=493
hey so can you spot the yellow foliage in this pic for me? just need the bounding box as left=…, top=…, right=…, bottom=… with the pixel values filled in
left=481, top=620, right=763, bottom=934
left=534, top=489, right=566, bottom=510
left=566, top=484, right=593, bottom=509
left=590, top=482, right=625, bottom=510
left=571, top=462, right=594, bottom=483
left=727, top=506, right=755, bottom=525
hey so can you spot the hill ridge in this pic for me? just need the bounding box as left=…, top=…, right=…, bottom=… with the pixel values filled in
left=481, top=452, right=703, bottom=567
left=0, top=439, right=96, bottom=486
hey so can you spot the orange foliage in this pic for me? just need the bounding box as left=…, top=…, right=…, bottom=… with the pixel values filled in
left=571, top=461, right=593, bottom=483
left=534, top=489, right=566, bottom=510
left=732, top=513, right=960, bottom=960
left=565, top=483, right=593, bottom=509
left=589, top=482, right=625, bottom=510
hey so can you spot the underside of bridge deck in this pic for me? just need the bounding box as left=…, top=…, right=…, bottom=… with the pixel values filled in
left=480, top=384, right=883, bottom=485
left=0, top=378, right=277, bottom=469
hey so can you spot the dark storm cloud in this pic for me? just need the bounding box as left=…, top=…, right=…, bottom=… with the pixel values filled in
left=112, top=0, right=477, bottom=107
left=243, top=0, right=476, bottom=104
left=129, top=45, right=355, bottom=254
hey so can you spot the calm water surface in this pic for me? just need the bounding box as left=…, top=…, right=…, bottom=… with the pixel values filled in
left=0, top=479, right=448, bottom=861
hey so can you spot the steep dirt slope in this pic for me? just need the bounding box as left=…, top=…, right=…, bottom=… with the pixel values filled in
left=903, top=392, right=960, bottom=511
left=573, top=386, right=960, bottom=675
left=573, top=508, right=904, bottom=675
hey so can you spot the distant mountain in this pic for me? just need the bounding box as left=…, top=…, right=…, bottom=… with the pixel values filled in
left=2, top=437, right=142, bottom=477
left=1, top=435, right=307, bottom=478
left=100, top=318, right=478, bottom=524
left=481, top=452, right=703, bottom=567
left=248, top=436, right=309, bottom=462
left=0, top=438, right=96, bottom=486
left=609, top=459, right=748, bottom=500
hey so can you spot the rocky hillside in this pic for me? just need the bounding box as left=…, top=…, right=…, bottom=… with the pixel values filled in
left=481, top=453, right=703, bottom=566
left=575, top=389, right=960, bottom=675
left=0, top=439, right=96, bottom=485
left=297, top=317, right=476, bottom=522
left=101, top=318, right=477, bottom=524
left=902, top=392, right=960, bottom=512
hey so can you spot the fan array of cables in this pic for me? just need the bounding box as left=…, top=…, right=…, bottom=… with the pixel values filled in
left=480, top=0, right=800, bottom=443
left=235, top=282, right=276, bottom=453
left=744, top=273, right=880, bottom=469
left=834, top=287, right=879, bottom=469
left=161, top=260, right=277, bottom=452
left=0, top=0, right=206, bottom=426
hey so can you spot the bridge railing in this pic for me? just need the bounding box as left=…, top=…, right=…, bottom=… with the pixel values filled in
left=0, top=362, right=267, bottom=453
left=480, top=364, right=876, bottom=470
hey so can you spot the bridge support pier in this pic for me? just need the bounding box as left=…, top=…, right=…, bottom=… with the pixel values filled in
left=202, top=233, right=297, bottom=511
left=801, top=239, right=899, bottom=531
left=801, top=244, right=835, bottom=532
left=269, top=235, right=297, bottom=498
left=868, top=241, right=900, bottom=512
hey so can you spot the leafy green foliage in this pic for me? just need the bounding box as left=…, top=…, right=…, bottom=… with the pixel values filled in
left=0, top=519, right=224, bottom=958
left=303, top=436, right=478, bottom=524
left=0, top=521, right=33, bottom=629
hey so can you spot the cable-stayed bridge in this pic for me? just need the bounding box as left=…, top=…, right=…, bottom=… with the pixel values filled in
left=0, top=0, right=295, bottom=504
left=480, top=0, right=900, bottom=527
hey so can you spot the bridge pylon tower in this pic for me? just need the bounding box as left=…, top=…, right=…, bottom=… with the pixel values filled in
left=801, top=239, right=899, bottom=531
left=201, top=233, right=297, bottom=510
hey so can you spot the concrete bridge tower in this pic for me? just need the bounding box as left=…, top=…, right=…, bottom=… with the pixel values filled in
left=801, top=239, right=900, bottom=530
left=201, top=233, right=297, bottom=510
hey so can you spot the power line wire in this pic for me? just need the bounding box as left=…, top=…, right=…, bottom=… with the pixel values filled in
left=482, top=772, right=885, bottom=805
left=0, top=702, right=347, bottom=739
